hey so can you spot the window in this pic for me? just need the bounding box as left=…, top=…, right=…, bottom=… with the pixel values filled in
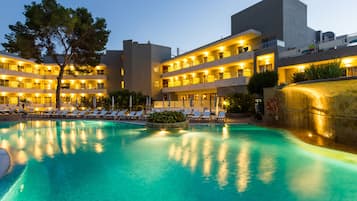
left=218, top=72, right=224, bottom=80
left=0, top=63, right=9, bottom=69
left=0, top=96, right=9, bottom=104
left=238, top=69, right=244, bottom=77
left=0, top=80, right=9, bottom=87
left=17, top=65, right=24, bottom=72
left=33, top=97, right=41, bottom=104
left=33, top=82, right=41, bottom=89
left=162, top=80, right=168, bottom=88
left=120, top=68, right=124, bottom=76
left=219, top=52, right=224, bottom=59
left=259, top=64, right=273, bottom=73
left=154, top=81, right=160, bottom=88
left=97, top=83, right=104, bottom=89
left=61, top=83, right=70, bottom=89
left=80, top=83, right=86, bottom=89
left=121, top=81, right=125, bottom=89
left=203, top=56, right=208, bottom=63
left=44, top=97, right=52, bottom=104
left=97, top=70, right=105, bottom=75
left=238, top=46, right=249, bottom=54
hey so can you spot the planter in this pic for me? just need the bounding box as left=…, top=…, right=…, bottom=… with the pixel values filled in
left=146, top=120, right=189, bottom=129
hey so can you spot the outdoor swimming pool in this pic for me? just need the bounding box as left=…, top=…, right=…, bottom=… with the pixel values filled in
left=0, top=120, right=356, bottom=201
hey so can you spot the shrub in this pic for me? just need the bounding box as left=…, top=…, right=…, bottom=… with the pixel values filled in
left=292, top=72, right=307, bottom=83
left=305, top=62, right=343, bottom=80
left=147, top=111, right=186, bottom=123
left=226, top=93, right=255, bottom=113
left=247, top=71, right=278, bottom=95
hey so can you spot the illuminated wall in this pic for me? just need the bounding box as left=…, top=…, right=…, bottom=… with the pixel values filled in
left=264, top=79, right=357, bottom=145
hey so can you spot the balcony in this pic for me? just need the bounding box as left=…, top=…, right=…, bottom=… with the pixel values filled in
left=0, top=86, right=107, bottom=95
left=162, top=77, right=249, bottom=93
left=162, top=51, right=254, bottom=78
left=0, top=68, right=43, bottom=79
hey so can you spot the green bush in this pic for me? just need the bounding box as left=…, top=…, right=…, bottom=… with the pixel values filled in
left=292, top=72, right=307, bottom=83
left=305, top=62, right=343, bottom=80
left=247, top=71, right=278, bottom=95
left=147, top=111, right=186, bottom=123
left=226, top=93, right=255, bottom=113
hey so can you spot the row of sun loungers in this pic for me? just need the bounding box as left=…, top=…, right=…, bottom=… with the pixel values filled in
left=39, top=109, right=145, bottom=120
left=30, top=109, right=226, bottom=122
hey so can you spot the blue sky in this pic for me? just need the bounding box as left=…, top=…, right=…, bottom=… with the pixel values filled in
left=1, top=0, right=356, bottom=54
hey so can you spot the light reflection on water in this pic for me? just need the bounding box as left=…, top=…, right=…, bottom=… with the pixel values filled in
left=1, top=121, right=357, bottom=201
left=0, top=121, right=113, bottom=164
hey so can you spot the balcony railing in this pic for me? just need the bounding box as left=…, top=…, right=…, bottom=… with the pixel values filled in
left=162, top=51, right=254, bottom=77
left=162, top=77, right=249, bottom=93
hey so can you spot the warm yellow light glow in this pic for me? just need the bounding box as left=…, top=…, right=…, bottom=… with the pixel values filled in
left=81, top=80, right=85, bottom=83
left=18, top=61, right=23, bottom=66
left=18, top=93, right=23, bottom=97
left=204, top=52, right=209, bottom=56
left=35, top=93, right=40, bottom=97
left=95, top=143, right=104, bottom=153
left=239, top=40, right=245, bottom=45
left=219, top=46, right=225, bottom=52
left=0, top=58, right=6, bottom=63
left=236, top=142, right=250, bottom=193
left=204, top=70, right=209, bottom=75
left=298, top=65, right=305, bottom=72
left=97, top=79, right=103, bottom=83
left=35, top=79, right=40, bottom=83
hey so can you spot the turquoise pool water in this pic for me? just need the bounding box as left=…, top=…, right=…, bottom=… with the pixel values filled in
left=0, top=120, right=357, bottom=201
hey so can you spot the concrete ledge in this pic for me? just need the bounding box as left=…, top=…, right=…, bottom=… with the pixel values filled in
left=146, top=120, right=189, bottom=129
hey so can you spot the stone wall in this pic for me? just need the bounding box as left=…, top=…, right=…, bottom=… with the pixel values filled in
left=264, top=79, right=357, bottom=145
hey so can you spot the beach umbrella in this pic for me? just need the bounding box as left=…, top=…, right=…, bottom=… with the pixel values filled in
left=93, top=96, right=96, bottom=109
left=75, top=97, right=78, bottom=108
left=129, top=95, right=132, bottom=111
left=168, top=94, right=171, bottom=109
left=215, top=95, right=219, bottom=115
left=189, top=96, right=193, bottom=108
left=182, top=97, right=185, bottom=109
left=111, top=96, right=115, bottom=111
left=162, top=96, right=165, bottom=109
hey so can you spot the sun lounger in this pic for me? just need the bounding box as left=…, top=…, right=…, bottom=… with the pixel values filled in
left=216, top=111, right=226, bottom=122
left=97, top=110, right=108, bottom=118
left=190, top=111, right=201, bottom=120
left=77, top=110, right=89, bottom=118
left=201, top=111, right=211, bottom=120
left=116, top=110, right=127, bottom=120
left=66, top=110, right=80, bottom=118
left=132, top=110, right=143, bottom=120
left=126, top=111, right=136, bottom=120
left=105, top=111, right=118, bottom=119
left=86, top=110, right=99, bottom=118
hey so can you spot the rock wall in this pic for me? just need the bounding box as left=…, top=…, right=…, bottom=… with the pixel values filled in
left=264, top=79, right=357, bottom=145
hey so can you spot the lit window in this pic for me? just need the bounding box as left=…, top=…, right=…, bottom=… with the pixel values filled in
left=121, top=68, right=125, bottom=76
left=121, top=81, right=125, bottom=89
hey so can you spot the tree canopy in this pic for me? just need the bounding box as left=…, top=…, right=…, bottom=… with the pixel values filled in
left=2, top=0, right=110, bottom=109
left=247, top=71, right=278, bottom=96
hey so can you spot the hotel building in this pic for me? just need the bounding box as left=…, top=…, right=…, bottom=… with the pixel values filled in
left=0, top=0, right=356, bottom=111
left=0, top=51, right=119, bottom=111
left=158, top=0, right=357, bottom=110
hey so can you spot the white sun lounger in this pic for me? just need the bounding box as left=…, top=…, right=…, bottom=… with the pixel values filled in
left=201, top=111, right=211, bottom=120
left=216, top=111, right=226, bottom=122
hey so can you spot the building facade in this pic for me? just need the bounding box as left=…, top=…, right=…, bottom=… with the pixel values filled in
left=0, top=52, right=109, bottom=111
left=1, top=0, right=356, bottom=112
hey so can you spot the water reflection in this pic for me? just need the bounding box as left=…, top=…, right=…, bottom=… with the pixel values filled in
left=167, top=131, right=280, bottom=193
left=0, top=120, right=109, bottom=165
